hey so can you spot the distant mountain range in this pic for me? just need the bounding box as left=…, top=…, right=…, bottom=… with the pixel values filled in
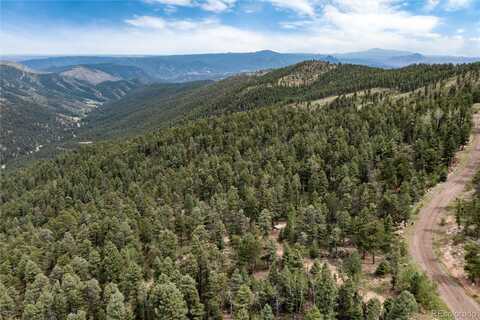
left=7, top=48, right=479, bottom=84
left=332, top=48, right=480, bottom=68
left=18, top=50, right=337, bottom=82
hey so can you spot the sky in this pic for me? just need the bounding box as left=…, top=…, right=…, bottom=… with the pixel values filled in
left=1, top=0, right=479, bottom=56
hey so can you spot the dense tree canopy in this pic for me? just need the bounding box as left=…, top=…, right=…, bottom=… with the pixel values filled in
left=1, top=61, right=479, bottom=319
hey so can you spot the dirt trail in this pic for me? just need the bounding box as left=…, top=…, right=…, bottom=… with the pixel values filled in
left=409, top=113, right=480, bottom=319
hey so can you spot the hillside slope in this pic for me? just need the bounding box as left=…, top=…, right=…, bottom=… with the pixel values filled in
left=80, top=61, right=478, bottom=141
left=0, top=63, right=140, bottom=165
left=1, top=62, right=479, bottom=319
left=48, top=63, right=154, bottom=84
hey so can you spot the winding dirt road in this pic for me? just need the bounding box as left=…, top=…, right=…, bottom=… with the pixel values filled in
left=409, top=112, right=480, bottom=319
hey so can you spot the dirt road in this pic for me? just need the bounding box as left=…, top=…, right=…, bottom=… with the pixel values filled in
left=409, top=113, right=480, bottom=319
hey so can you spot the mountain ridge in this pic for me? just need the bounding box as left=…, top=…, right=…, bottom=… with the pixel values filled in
left=12, top=49, right=480, bottom=83
left=0, top=63, right=141, bottom=164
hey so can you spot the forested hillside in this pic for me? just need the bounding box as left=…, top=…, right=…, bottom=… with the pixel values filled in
left=82, top=62, right=477, bottom=141
left=1, top=62, right=480, bottom=319
left=81, top=80, right=213, bottom=139
left=0, top=63, right=140, bottom=165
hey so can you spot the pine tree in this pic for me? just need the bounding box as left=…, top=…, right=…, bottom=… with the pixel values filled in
left=67, top=310, right=87, bottom=320
left=234, top=307, right=250, bottom=320
left=234, top=284, right=254, bottom=313
left=121, top=260, right=142, bottom=299
left=106, top=287, right=126, bottom=320
left=158, top=229, right=178, bottom=260
left=23, top=260, right=41, bottom=284
left=62, top=273, right=85, bottom=312
left=258, top=209, right=273, bottom=237
left=24, top=273, right=50, bottom=305
left=179, top=275, right=205, bottom=320
left=336, top=280, right=363, bottom=320
left=36, top=289, right=56, bottom=320
left=365, top=298, right=382, bottom=320
left=102, top=241, right=122, bottom=283
left=22, top=304, right=42, bottom=320
left=261, top=304, right=274, bottom=320
left=0, top=284, right=16, bottom=320
left=465, top=242, right=480, bottom=284
left=51, top=281, right=67, bottom=320
left=314, top=264, right=337, bottom=319
left=342, top=251, right=362, bottom=282
left=385, top=291, right=418, bottom=320
left=149, top=281, right=188, bottom=320
left=304, top=306, right=323, bottom=320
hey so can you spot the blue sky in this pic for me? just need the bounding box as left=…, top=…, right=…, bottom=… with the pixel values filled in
left=1, top=0, right=479, bottom=56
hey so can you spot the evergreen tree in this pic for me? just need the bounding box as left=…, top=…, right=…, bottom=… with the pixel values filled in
left=258, top=209, right=273, bottom=237
left=106, top=287, right=126, bottom=320
left=179, top=275, right=205, bottom=320
left=336, top=280, right=363, bottom=320
left=84, top=279, right=101, bottom=319
left=261, top=304, right=274, bottom=320
left=304, top=306, right=323, bottom=320
left=314, top=263, right=337, bottom=319
left=385, top=291, right=418, bottom=320
left=22, top=304, right=42, bottom=320
left=342, top=251, right=362, bottom=282
left=102, top=241, right=122, bottom=283
left=364, top=298, right=382, bottom=320
left=0, top=284, right=16, bottom=320
left=67, top=310, right=87, bottom=320
left=465, top=242, right=480, bottom=284
left=149, top=281, right=188, bottom=320
left=234, top=284, right=254, bottom=314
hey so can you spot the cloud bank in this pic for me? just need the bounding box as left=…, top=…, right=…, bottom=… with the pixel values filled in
left=1, top=0, right=479, bottom=56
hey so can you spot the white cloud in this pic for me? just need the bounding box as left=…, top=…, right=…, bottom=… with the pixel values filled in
left=322, top=2, right=439, bottom=35
left=126, top=16, right=219, bottom=31
left=146, top=0, right=235, bottom=12
left=424, top=0, right=440, bottom=10
left=270, top=0, right=478, bottom=55
left=445, top=0, right=472, bottom=10
left=200, top=0, right=236, bottom=13
left=125, top=16, right=167, bottom=29
left=2, top=0, right=479, bottom=57
left=265, top=0, right=316, bottom=17
left=148, top=0, right=192, bottom=4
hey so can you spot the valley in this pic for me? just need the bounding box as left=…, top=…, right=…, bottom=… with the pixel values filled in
left=0, top=62, right=141, bottom=165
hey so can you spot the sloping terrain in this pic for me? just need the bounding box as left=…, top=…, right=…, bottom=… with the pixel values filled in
left=80, top=80, right=212, bottom=139
left=8, top=61, right=479, bottom=168
left=80, top=61, right=476, bottom=141
left=409, top=112, right=480, bottom=317
left=1, top=62, right=479, bottom=319
left=59, top=66, right=121, bottom=85
left=49, top=63, right=154, bottom=84
left=0, top=63, right=140, bottom=164
left=21, top=50, right=338, bottom=82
